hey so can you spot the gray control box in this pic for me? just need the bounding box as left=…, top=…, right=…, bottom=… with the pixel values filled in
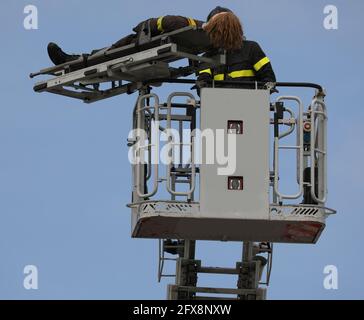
left=200, top=88, right=270, bottom=220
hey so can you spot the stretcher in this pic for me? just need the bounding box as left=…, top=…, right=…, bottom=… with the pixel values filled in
left=30, top=26, right=225, bottom=103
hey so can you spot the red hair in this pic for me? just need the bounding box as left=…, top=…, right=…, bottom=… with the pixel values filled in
left=204, top=12, right=243, bottom=51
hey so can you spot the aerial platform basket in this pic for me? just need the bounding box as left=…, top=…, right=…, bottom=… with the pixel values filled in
left=128, top=87, right=335, bottom=244
left=130, top=201, right=334, bottom=244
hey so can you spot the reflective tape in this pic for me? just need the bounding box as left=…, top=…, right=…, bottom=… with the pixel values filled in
left=214, top=69, right=255, bottom=80
left=157, top=16, right=164, bottom=32
left=187, top=18, right=197, bottom=27
left=199, top=68, right=212, bottom=75
left=254, top=57, right=270, bottom=71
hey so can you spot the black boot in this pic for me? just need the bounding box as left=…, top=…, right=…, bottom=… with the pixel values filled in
left=47, top=42, right=81, bottom=65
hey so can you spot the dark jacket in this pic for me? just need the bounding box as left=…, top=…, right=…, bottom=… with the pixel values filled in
left=198, top=40, right=276, bottom=86
left=135, top=15, right=204, bottom=35
left=112, top=16, right=204, bottom=48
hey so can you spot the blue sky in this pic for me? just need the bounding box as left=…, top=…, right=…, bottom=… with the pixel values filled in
left=0, top=0, right=363, bottom=299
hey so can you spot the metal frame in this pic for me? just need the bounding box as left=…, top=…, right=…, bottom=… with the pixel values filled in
left=126, top=85, right=335, bottom=299
left=31, top=27, right=226, bottom=104
left=135, top=93, right=160, bottom=198
left=166, top=92, right=197, bottom=199
left=273, top=96, right=304, bottom=201
left=32, top=30, right=335, bottom=298
left=310, top=96, right=328, bottom=204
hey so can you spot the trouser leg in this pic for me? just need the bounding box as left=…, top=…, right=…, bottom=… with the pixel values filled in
left=87, top=33, right=137, bottom=58
left=111, top=34, right=137, bottom=49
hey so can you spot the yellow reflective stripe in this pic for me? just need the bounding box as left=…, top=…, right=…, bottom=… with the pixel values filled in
left=187, top=17, right=197, bottom=27
left=229, top=69, right=255, bottom=77
left=157, top=16, right=164, bottom=32
left=214, top=74, right=224, bottom=81
left=254, top=57, right=270, bottom=71
left=199, top=68, right=212, bottom=75
left=214, top=70, right=255, bottom=80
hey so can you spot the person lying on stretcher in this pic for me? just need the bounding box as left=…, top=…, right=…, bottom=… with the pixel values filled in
left=47, top=15, right=204, bottom=65
left=46, top=7, right=276, bottom=89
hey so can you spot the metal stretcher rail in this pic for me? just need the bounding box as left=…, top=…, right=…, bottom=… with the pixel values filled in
left=31, top=28, right=226, bottom=104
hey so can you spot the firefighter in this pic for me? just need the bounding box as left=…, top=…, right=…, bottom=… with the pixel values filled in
left=197, top=6, right=276, bottom=89
left=47, top=15, right=204, bottom=65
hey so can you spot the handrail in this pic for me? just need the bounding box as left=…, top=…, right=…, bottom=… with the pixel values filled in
left=274, top=96, right=304, bottom=201
left=166, top=92, right=196, bottom=199
left=135, top=93, right=160, bottom=198
left=145, top=79, right=325, bottom=93
left=310, top=98, right=328, bottom=204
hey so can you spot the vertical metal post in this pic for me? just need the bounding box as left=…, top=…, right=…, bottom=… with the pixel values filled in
left=179, top=120, right=183, bottom=168
left=186, top=102, right=196, bottom=263
left=237, top=241, right=263, bottom=300
left=242, top=242, right=253, bottom=262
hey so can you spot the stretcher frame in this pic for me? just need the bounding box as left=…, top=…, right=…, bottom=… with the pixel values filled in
left=31, top=26, right=225, bottom=103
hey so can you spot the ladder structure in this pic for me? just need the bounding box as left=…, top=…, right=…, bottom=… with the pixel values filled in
left=160, top=240, right=272, bottom=300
